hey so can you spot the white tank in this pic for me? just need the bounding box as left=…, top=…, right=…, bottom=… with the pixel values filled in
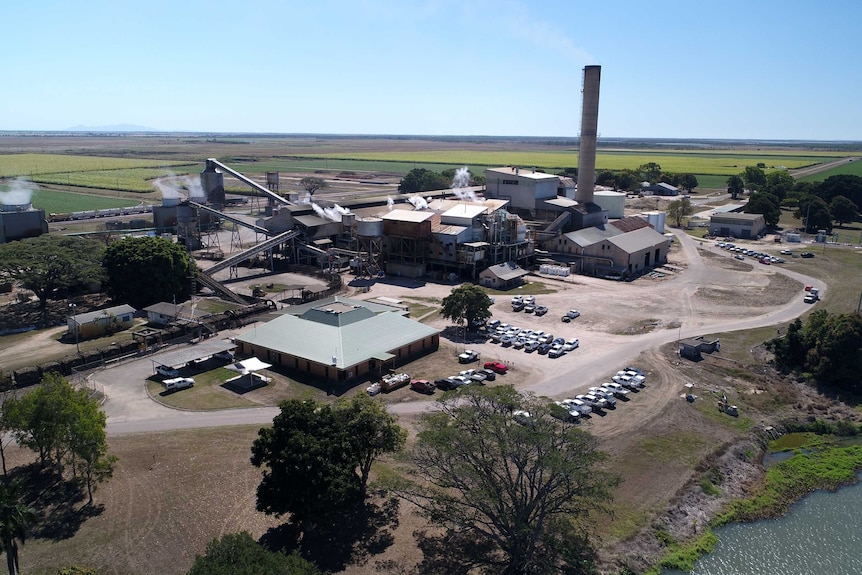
left=640, top=211, right=666, bottom=234
left=356, top=217, right=383, bottom=237
left=594, top=191, right=626, bottom=219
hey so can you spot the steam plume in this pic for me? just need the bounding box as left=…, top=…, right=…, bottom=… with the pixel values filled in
left=450, top=167, right=480, bottom=202
left=0, top=178, right=37, bottom=205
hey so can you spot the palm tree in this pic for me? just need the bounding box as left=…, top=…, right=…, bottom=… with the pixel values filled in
left=0, top=481, right=35, bottom=575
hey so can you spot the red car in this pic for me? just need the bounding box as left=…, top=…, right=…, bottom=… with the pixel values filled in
left=410, top=379, right=436, bottom=394
left=483, top=361, right=508, bottom=374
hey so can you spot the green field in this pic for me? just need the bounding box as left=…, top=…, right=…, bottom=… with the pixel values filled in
left=799, top=159, right=862, bottom=182
left=31, top=189, right=144, bottom=213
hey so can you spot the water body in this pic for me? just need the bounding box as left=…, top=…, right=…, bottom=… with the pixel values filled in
left=663, top=480, right=862, bottom=575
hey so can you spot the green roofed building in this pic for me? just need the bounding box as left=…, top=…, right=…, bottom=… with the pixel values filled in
left=235, top=296, right=439, bottom=383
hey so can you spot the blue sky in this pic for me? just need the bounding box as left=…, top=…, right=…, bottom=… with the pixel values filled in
left=2, top=0, right=860, bottom=140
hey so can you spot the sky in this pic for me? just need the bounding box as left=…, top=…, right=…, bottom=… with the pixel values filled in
left=2, top=0, right=861, bottom=140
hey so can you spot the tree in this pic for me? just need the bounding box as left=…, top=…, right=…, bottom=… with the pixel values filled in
left=3, top=373, right=115, bottom=501
left=794, top=196, right=832, bottom=232
left=299, top=177, right=328, bottom=197
left=0, top=481, right=35, bottom=575
left=0, top=235, right=104, bottom=309
left=742, top=166, right=767, bottom=193
left=397, top=168, right=449, bottom=194
left=638, top=162, right=662, bottom=182
left=829, top=195, right=859, bottom=226
left=745, top=192, right=782, bottom=227
left=441, top=284, right=493, bottom=329
left=102, top=236, right=195, bottom=309
left=666, top=197, right=693, bottom=227
left=816, top=174, right=862, bottom=209
left=726, top=175, right=745, bottom=200
left=251, top=396, right=405, bottom=528
left=393, top=385, right=617, bottom=574
left=679, top=173, right=699, bottom=193
left=763, top=170, right=795, bottom=202
left=187, top=531, right=323, bottom=575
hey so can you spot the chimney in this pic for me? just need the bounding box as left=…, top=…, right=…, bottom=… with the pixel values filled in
left=576, top=65, right=601, bottom=205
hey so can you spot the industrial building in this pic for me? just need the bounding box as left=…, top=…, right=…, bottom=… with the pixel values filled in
left=708, top=213, right=766, bottom=239
left=0, top=203, right=48, bottom=243
left=234, top=296, right=439, bottom=383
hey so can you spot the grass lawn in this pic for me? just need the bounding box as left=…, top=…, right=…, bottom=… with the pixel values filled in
left=147, top=367, right=259, bottom=410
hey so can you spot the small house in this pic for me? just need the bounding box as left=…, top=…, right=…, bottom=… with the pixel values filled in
left=479, top=263, right=530, bottom=290
left=69, top=304, right=136, bottom=340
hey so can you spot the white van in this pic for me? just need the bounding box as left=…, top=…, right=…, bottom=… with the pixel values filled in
left=163, top=377, right=194, bottom=391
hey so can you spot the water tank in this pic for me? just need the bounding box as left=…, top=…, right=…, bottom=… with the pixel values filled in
left=341, top=212, right=356, bottom=230
left=640, top=211, right=666, bottom=234
left=356, top=217, right=383, bottom=237
left=594, top=191, right=626, bottom=219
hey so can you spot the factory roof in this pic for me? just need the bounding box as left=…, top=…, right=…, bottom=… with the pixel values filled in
left=609, top=216, right=652, bottom=234
left=441, top=203, right=487, bottom=220
left=235, top=298, right=438, bottom=369
left=486, top=167, right=560, bottom=180
left=283, top=295, right=406, bottom=317
left=432, top=223, right=469, bottom=236
left=381, top=209, right=435, bottom=223
left=544, top=197, right=579, bottom=208
left=72, top=304, right=136, bottom=325
left=294, top=214, right=331, bottom=228
left=481, top=263, right=530, bottom=281
left=607, top=226, right=669, bottom=253
left=594, top=190, right=626, bottom=197
left=563, top=225, right=623, bottom=247
left=710, top=212, right=764, bottom=221
left=558, top=177, right=576, bottom=188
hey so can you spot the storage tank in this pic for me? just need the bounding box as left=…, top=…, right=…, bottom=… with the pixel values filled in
left=640, top=211, right=666, bottom=234
left=200, top=161, right=225, bottom=206
left=594, top=191, right=626, bottom=219
left=341, top=212, right=356, bottom=230
left=356, top=217, right=383, bottom=237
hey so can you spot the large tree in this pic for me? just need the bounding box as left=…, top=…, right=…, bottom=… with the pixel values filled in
left=794, top=196, right=832, bottom=232
left=726, top=175, right=745, bottom=200
left=638, top=162, right=662, bottom=182
left=816, top=174, right=862, bottom=208
left=763, top=170, right=795, bottom=202
left=441, top=284, right=493, bottom=329
left=666, top=197, right=693, bottom=227
left=679, top=173, right=699, bottom=193
left=0, top=235, right=104, bottom=309
left=251, top=395, right=405, bottom=528
left=3, top=373, right=115, bottom=501
left=745, top=191, right=782, bottom=227
left=299, top=177, right=328, bottom=197
left=0, top=481, right=35, bottom=575
left=187, top=532, right=323, bottom=575
left=397, top=168, right=449, bottom=194
left=829, top=195, right=859, bottom=226
left=393, top=385, right=617, bottom=574
left=102, top=236, right=195, bottom=309
left=742, top=165, right=767, bottom=193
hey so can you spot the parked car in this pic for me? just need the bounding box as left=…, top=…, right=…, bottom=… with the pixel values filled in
left=523, top=303, right=536, bottom=314
left=512, top=302, right=526, bottom=312
left=804, top=294, right=818, bottom=304
left=551, top=337, right=565, bottom=346
left=534, top=305, right=548, bottom=316
left=156, top=365, right=179, bottom=378
left=410, top=379, right=436, bottom=394
left=560, top=398, right=591, bottom=415
left=780, top=249, right=793, bottom=255
left=602, top=382, right=630, bottom=397
left=458, top=350, right=479, bottom=363
left=539, top=334, right=554, bottom=344
left=512, top=410, right=534, bottom=426
left=548, top=345, right=565, bottom=358
left=511, top=296, right=523, bottom=304
left=565, top=310, right=581, bottom=319
left=800, top=252, right=815, bottom=258
left=513, top=338, right=527, bottom=349
left=479, top=368, right=497, bottom=381
left=214, top=350, right=234, bottom=361
left=524, top=341, right=540, bottom=352
left=163, top=377, right=194, bottom=391
left=734, top=254, right=745, bottom=260
left=577, top=394, right=607, bottom=411
left=523, top=295, right=535, bottom=305
left=589, top=387, right=617, bottom=407
left=487, top=319, right=501, bottom=328
left=484, top=361, right=508, bottom=374
left=563, top=338, right=580, bottom=351
left=537, top=343, right=552, bottom=355
left=551, top=401, right=580, bottom=423
left=366, top=382, right=381, bottom=395
left=434, top=378, right=459, bottom=391
left=470, top=371, right=488, bottom=384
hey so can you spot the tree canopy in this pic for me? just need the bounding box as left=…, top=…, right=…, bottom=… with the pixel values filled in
left=187, top=532, right=323, bottom=575
left=794, top=196, right=832, bottom=232
left=829, top=195, right=859, bottom=226
left=441, top=284, right=493, bottom=328
left=251, top=395, right=405, bottom=528
left=726, top=175, right=745, bottom=200
left=393, top=385, right=617, bottom=574
left=638, top=162, right=662, bottom=182
left=299, top=177, right=328, bottom=197
left=398, top=168, right=449, bottom=194
left=745, top=191, right=782, bottom=227
left=0, top=481, right=35, bottom=575
left=2, top=373, right=114, bottom=505
left=767, top=311, right=862, bottom=392
left=763, top=170, right=795, bottom=202
left=742, top=166, right=767, bottom=192
left=102, top=236, right=195, bottom=309
left=817, top=174, right=862, bottom=209
left=678, top=173, right=699, bottom=193
left=666, top=197, right=693, bottom=227
left=0, top=235, right=104, bottom=309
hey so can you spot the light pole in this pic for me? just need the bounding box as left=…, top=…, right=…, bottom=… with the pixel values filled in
left=69, top=303, right=80, bottom=354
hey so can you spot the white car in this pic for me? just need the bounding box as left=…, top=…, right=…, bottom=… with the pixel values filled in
left=511, top=296, right=523, bottom=304
left=602, top=382, right=630, bottom=397
left=366, top=382, right=381, bottom=395
left=613, top=374, right=641, bottom=390
left=163, top=377, right=194, bottom=391
left=548, top=345, right=565, bottom=358
left=512, top=410, right=534, bottom=426
left=578, top=394, right=608, bottom=410
left=563, top=338, right=580, bottom=351
left=588, top=387, right=617, bottom=407
left=156, top=365, right=179, bottom=378
left=561, top=398, right=591, bottom=415
left=552, top=401, right=581, bottom=422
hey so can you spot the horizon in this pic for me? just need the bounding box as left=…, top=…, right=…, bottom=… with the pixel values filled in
left=3, top=0, right=861, bottom=140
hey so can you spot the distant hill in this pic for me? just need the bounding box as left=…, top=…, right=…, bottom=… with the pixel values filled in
left=66, top=124, right=157, bottom=132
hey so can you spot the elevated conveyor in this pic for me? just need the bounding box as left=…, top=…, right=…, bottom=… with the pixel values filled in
left=203, top=229, right=301, bottom=276
left=188, top=201, right=273, bottom=236
left=195, top=271, right=249, bottom=304
left=206, top=158, right=293, bottom=207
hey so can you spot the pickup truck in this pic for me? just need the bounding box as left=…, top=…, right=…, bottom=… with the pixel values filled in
left=163, top=377, right=194, bottom=391
left=458, top=350, right=479, bottom=363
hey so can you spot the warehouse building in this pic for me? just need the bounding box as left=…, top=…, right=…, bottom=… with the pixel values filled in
left=708, top=212, right=766, bottom=239
left=235, top=296, right=439, bottom=383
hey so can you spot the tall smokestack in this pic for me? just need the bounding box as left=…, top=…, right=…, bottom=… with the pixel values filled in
left=576, top=65, right=601, bottom=205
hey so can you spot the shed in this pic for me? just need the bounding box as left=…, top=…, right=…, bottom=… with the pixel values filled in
left=68, top=304, right=136, bottom=340
left=479, top=263, right=530, bottom=290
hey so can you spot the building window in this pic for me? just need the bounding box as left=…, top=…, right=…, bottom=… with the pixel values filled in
left=502, top=179, right=519, bottom=185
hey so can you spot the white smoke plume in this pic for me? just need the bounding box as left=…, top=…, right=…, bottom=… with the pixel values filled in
left=154, top=173, right=206, bottom=200
left=300, top=193, right=349, bottom=222
left=0, top=178, right=37, bottom=206
left=387, top=196, right=394, bottom=210
left=153, top=174, right=183, bottom=199
left=408, top=195, right=428, bottom=210
left=450, top=166, right=481, bottom=202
